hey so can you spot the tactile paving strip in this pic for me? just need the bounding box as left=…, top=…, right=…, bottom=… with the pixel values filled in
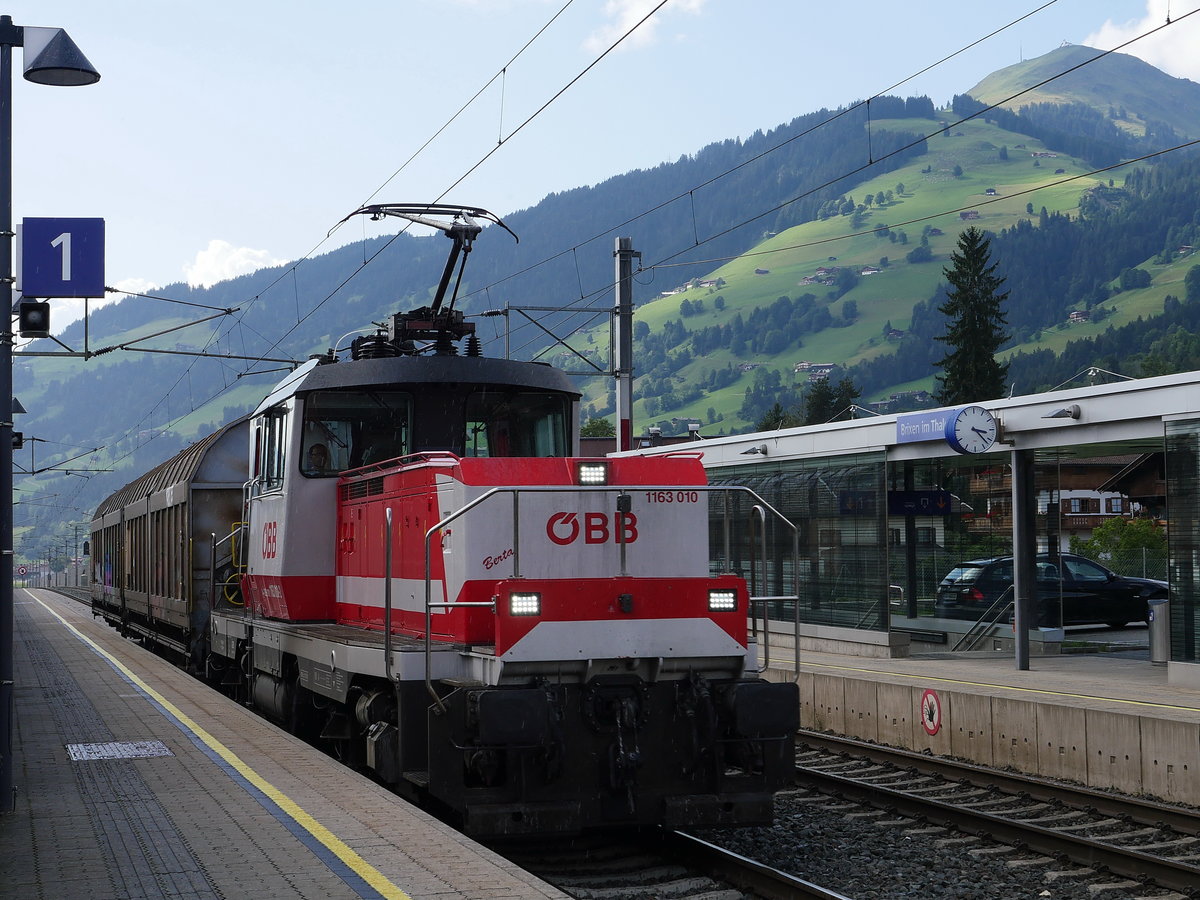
left=66, top=740, right=174, bottom=761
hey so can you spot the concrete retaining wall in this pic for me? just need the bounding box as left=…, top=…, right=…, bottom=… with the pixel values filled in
left=779, top=668, right=1200, bottom=805
left=761, top=620, right=911, bottom=660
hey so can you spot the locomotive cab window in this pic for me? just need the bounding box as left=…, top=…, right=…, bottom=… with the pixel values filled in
left=301, top=390, right=412, bottom=475
left=464, top=390, right=569, bottom=457
left=254, top=405, right=290, bottom=490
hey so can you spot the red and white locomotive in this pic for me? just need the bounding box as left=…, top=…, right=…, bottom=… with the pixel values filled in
left=91, top=205, right=797, bottom=836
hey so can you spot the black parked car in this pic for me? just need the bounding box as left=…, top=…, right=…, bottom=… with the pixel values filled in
left=934, top=553, right=1167, bottom=628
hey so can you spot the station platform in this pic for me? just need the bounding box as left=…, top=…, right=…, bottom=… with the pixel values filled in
left=766, top=637, right=1200, bottom=806
left=1, top=588, right=564, bottom=900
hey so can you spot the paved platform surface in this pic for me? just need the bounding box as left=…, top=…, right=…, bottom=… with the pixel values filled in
left=1, top=589, right=565, bottom=900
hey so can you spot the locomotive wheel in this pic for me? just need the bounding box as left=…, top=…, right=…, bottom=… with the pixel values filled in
left=288, top=680, right=324, bottom=743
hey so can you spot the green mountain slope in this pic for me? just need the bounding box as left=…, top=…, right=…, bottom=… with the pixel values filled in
left=968, top=45, right=1200, bottom=140
left=576, top=115, right=1107, bottom=430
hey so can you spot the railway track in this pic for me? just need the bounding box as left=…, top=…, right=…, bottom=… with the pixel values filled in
left=45, top=585, right=91, bottom=604
left=795, top=730, right=1200, bottom=896
left=490, top=829, right=851, bottom=900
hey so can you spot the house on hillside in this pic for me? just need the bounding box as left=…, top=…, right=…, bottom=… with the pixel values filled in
left=867, top=389, right=931, bottom=414
left=889, top=389, right=930, bottom=404
left=1068, top=310, right=1091, bottom=324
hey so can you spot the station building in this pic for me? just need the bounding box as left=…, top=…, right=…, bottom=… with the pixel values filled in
left=624, top=370, right=1200, bottom=689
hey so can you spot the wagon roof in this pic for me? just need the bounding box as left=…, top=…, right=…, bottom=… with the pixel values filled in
left=93, top=415, right=249, bottom=520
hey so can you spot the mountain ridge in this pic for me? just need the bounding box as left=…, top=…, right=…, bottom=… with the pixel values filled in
left=967, top=44, right=1200, bottom=140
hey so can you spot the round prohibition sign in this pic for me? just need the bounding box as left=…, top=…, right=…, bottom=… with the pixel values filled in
left=16, top=565, right=27, bottom=576
left=920, top=688, right=943, bottom=735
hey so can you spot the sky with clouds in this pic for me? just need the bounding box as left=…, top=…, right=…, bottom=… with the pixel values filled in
left=8, top=1, right=1200, bottom=329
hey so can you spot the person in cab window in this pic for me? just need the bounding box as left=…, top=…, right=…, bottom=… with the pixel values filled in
left=305, top=442, right=331, bottom=474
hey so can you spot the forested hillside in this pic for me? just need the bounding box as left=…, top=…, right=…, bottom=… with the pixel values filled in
left=843, top=157, right=1200, bottom=403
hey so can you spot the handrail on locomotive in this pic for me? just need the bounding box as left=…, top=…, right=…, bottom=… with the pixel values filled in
left=416, top=482, right=801, bottom=712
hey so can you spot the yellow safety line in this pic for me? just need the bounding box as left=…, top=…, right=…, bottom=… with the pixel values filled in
left=803, top=660, right=1200, bottom=713
left=31, top=593, right=413, bottom=900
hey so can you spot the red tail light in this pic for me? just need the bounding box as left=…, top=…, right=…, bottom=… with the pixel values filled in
left=968, top=588, right=985, bottom=602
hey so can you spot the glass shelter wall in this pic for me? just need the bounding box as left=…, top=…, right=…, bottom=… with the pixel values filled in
left=1165, top=420, right=1200, bottom=663
left=885, top=455, right=1014, bottom=622
left=708, top=453, right=888, bottom=631
left=705, top=434, right=1173, bottom=640
left=887, top=441, right=1168, bottom=635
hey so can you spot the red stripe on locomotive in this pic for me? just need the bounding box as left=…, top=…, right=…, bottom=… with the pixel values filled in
left=242, top=574, right=335, bottom=620
left=334, top=452, right=736, bottom=652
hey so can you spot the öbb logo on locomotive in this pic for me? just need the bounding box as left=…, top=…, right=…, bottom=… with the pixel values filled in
left=261, top=521, right=278, bottom=559
left=87, top=203, right=798, bottom=839
left=545, top=511, right=639, bottom=546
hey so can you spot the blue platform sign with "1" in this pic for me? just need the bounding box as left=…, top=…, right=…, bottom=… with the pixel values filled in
left=19, top=217, right=105, bottom=298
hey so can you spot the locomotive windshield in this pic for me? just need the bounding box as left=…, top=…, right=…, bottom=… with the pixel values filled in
left=301, top=390, right=412, bottom=475
left=465, top=390, right=569, bottom=457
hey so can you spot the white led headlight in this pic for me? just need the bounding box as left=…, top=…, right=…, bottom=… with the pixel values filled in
left=576, top=461, right=609, bottom=485
left=708, top=589, right=737, bottom=612
left=509, top=592, right=542, bottom=616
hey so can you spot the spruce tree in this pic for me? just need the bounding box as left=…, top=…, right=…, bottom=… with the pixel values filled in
left=757, top=402, right=801, bottom=431
left=831, top=377, right=862, bottom=419
left=934, top=227, right=1010, bottom=405
left=803, top=378, right=837, bottom=425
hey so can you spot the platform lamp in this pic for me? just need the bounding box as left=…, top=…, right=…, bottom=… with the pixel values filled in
left=0, top=15, right=100, bottom=814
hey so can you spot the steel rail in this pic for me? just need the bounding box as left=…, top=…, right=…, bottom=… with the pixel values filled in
left=796, top=732, right=1200, bottom=893
left=798, top=730, right=1200, bottom=835
left=664, top=830, right=853, bottom=900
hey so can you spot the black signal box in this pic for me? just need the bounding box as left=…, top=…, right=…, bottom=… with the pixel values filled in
left=18, top=301, right=50, bottom=338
